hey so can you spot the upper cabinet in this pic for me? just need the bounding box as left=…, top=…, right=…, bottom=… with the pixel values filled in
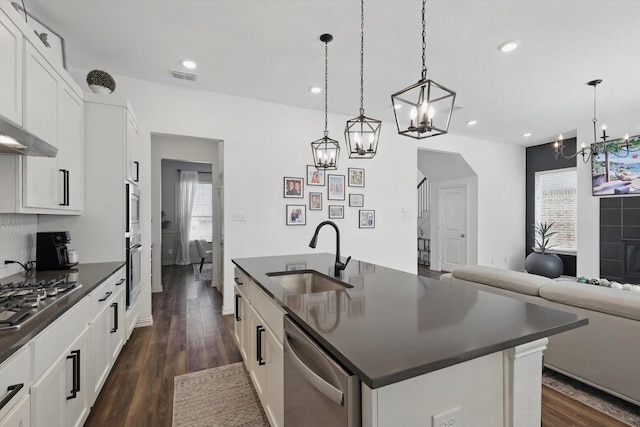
left=0, top=9, right=22, bottom=126
left=126, top=110, right=140, bottom=184
left=0, top=2, right=84, bottom=214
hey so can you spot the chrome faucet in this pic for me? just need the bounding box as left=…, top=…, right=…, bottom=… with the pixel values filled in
left=309, top=221, right=351, bottom=277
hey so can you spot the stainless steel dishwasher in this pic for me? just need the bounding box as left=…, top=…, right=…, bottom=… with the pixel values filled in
left=284, top=316, right=360, bottom=427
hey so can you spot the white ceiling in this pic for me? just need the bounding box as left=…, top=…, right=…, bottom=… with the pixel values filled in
left=20, top=0, right=640, bottom=146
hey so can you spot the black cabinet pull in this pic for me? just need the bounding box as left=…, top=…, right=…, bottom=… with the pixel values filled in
left=234, top=294, right=242, bottom=321
left=59, top=169, right=69, bottom=206
left=98, top=291, right=112, bottom=302
left=110, top=302, right=118, bottom=333
left=66, top=350, right=80, bottom=400
left=134, top=161, right=139, bottom=182
left=115, top=278, right=126, bottom=286
left=256, top=325, right=266, bottom=366
left=234, top=277, right=243, bottom=285
left=0, top=383, right=23, bottom=411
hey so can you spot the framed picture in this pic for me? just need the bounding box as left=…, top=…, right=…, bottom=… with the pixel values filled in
left=12, top=2, right=66, bottom=69
left=309, top=192, right=323, bottom=210
left=328, top=205, right=344, bottom=219
left=348, top=168, right=365, bottom=187
left=359, top=209, right=375, bottom=228
left=349, top=193, right=364, bottom=207
left=327, top=174, right=345, bottom=200
left=284, top=177, right=304, bottom=198
left=307, top=165, right=325, bottom=186
left=286, top=205, right=306, bottom=225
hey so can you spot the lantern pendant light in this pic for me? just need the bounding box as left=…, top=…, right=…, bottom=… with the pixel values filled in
left=345, top=0, right=381, bottom=159
left=311, top=34, right=340, bottom=170
left=391, top=0, right=456, bottom=139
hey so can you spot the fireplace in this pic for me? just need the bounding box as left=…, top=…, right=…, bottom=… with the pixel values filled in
left=624, top=240, right=640, bottom=284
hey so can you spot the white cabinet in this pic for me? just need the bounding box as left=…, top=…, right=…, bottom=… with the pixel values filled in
left=0, top=345, right=31, bottom=425
left=0, top=395, right=29, bottom=427
left=23, top=41, right=58, bottom=147
left=31, top=325, right=90, bottom=427
left=89, top=267, right=126, bottom=406
left=233, top=267, right=285, bottom=427
left=0, top=9, right=22, bottom=126
left=126, top=110, right=140, bottom=184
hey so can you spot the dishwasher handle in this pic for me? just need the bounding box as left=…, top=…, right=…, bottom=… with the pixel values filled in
left=284, top=330, right=344, bottom=406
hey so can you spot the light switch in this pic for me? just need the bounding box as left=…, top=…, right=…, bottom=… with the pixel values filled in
left=233, top=211, right=246, bottom=221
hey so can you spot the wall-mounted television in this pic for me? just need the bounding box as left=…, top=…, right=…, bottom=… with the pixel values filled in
left=592, top=135, right=640, bottom=196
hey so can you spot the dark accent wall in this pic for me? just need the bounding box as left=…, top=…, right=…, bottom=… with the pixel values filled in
left=600, top=196, right=640, bottom=282
left=525, top=138, right=577, bottom=276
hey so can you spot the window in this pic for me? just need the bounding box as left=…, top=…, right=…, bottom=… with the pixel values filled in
left=190, top=178, right=212, bottom=241
left=534, top=168, right=577, bottom=252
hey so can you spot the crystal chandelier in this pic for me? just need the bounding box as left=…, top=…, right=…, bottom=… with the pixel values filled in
left=391, top=0, right=456, bottom=139
left=345, top=0, right=381, bottom=159
left=311, top=34, right=340, bottom=170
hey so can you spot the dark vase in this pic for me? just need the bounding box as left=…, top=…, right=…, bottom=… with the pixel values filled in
left=525, top=252, right=564, bottom=278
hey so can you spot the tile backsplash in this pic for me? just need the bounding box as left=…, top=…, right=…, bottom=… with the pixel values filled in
left=0, top=214, right=38, bottom=279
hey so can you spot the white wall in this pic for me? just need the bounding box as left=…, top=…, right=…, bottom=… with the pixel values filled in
left=71, top=69, right=528, bottom=313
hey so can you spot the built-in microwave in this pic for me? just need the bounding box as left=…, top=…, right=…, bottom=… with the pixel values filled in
left=126, top=182, right=140, bottom=234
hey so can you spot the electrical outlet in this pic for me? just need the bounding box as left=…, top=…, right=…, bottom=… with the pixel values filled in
left=432, top=406, right=461, bottom=427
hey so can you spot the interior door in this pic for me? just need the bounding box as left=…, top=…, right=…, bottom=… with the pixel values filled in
left=439, top=184, right=468, bottom=272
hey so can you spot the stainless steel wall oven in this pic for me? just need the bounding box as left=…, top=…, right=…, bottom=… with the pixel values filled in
left=126, top=233, right=141, bottom=309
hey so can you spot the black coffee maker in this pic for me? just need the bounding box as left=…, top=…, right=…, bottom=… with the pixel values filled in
left=36, top=231, right=78, bottom=270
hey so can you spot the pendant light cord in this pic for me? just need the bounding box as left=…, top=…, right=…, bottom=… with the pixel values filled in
left=324, top=40, right=329, bottom=136
left=592, top=83, right=598, bottom=145
left=421, top=0, right=427, bottom=80
left=359, top=0, right=365, bottom=115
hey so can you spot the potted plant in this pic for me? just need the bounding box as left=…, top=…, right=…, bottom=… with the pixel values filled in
left=524, top=221, right=564, bottom=278
left=86, top=69, right=116, bottom=94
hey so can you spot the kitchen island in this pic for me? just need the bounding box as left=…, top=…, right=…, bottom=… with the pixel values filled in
left=232, top=253, right=587, bottom=427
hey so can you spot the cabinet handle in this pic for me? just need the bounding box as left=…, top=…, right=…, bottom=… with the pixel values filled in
left=256, top=325, right=266, bottom=366
left=134, top=161, right=140, bottom=182
left=116, top=278, right=126, bottom=286
left=234, top=277, right=243, bottom=285
left=59, top=169, right=69, bottom=206
left=98, top=291, right=112, bottom=302
left=234, top=294, right=242, bottom=321
left=110, top=302, right=118, bottom=333
left=66, top=350, right=80, bottom=400
left=0, top=383, right=23, bottom=411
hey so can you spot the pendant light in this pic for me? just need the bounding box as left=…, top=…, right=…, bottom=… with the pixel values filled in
left=345, top=0, right=381, bottom=159
left=311, top=34, right=340, bottom=170
left=391, top=0, right=456, bottom=139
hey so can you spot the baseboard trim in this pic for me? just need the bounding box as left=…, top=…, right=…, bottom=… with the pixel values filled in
left=136, top=315, right=153, bottom=328
left=222, top=305, right=233, bottom=316
left=151, top=285, right=163, bottom=293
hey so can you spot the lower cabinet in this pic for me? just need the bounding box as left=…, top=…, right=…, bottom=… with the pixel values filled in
left=0, top=345, right=31, bottom=426
left=0, top=395, right=30, bottom=427
left=233, top=267, right=285, bottom=427
left=31, top=325, right=90, bottom=427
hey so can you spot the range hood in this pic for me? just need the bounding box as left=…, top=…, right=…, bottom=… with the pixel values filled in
left=0, top=116, right=58, bottom=157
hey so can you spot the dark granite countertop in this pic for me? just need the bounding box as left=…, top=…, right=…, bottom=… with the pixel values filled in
left=232, top=253, right=588, bottom=389
left=0, top=262, right=125, bottom=365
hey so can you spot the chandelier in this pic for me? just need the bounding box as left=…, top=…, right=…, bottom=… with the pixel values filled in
left=554, top=79, right=640, bottom=163
left=391, top=0, right=456, bottom=139
left=311, top=34, right=340, bottom=170
left=345, top=0, right=381, bottom=159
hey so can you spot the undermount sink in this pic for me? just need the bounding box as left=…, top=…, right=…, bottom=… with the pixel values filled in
left=267, top=270, right=352, bottom=294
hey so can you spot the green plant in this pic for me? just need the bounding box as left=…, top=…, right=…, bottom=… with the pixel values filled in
left=86, top=69, right=116, bottom=92
left=533, top=221, right=556, bottom=254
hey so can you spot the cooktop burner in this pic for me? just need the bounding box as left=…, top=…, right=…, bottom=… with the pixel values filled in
left=0, top=277, right=82, bottom=331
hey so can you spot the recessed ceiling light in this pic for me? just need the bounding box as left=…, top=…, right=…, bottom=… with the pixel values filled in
left=522, top=132, right=532, bottom=137
left=310, top=87, right=322, bottom=94
left=466, top=120, right=477, bottom=126
left=182, top=59, right=197, bottom=69
left=497, top=40, right=520, bottom=53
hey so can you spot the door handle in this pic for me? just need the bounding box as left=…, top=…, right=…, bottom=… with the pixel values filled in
left=461, top=234, right=465, bottom=238
left=116, top=278, right=126, bottom=286
left=98, top=291, right=112, bottom=302
left=59, top=169, right=69, bottom=206
left=66, top=350, right=80, bottom=400
left=134, top=161, right=140, bottom=182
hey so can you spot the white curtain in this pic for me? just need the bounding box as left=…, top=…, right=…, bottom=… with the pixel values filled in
left=176, top=170, right=198, bottom=265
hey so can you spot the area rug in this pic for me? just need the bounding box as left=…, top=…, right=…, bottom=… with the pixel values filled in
left=542, top=368, right=640, bottom=426
left=192, top=263, right=213, bottom=281
left=173, top=362, right=269, bottom=427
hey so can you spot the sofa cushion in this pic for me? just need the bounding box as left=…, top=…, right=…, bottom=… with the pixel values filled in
left=451, top=265, right=552, bottom=296
left=540, top=281, right=640, bottom=321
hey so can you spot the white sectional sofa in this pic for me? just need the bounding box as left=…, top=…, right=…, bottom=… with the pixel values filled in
left=440, top=265, right=640, bottom=406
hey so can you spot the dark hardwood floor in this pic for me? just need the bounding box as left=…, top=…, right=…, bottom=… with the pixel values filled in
left=84, top=264, right=628, bottom=426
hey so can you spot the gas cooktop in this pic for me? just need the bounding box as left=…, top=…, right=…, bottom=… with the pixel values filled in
left=0, top=277, right=82, bottom=331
